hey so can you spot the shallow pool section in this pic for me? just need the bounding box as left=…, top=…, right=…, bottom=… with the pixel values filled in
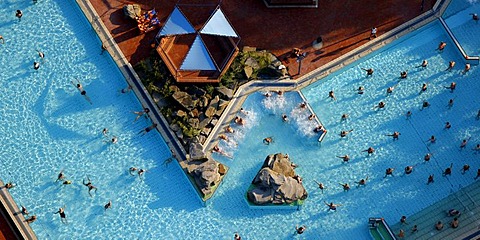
left=443, top=0, right=480, bottom=56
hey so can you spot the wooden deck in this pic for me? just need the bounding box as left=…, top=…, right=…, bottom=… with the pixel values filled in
left=88, top=0, right=436, bottom=78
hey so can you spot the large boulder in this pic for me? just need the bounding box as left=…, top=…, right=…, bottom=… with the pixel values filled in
left=215, top=87, right=234, bottom=100
left=189, top=142, right=206, bottom=161
left=247, top=153, right=308, bottom=205
left=172, top=91, right=195, bottom=110
left=187, top=158, right=225, bottom=196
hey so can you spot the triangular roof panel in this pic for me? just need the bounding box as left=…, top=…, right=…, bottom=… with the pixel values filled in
left=200, top=8, right=238, bottom=37
left=158, top=6, right=196, bottom=37
left=180, top=35, right=217, bottom=71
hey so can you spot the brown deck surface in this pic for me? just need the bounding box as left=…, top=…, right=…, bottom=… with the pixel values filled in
left=0, top=210, right=17, bottom=240
left=90, top=0, right=436, bottom=78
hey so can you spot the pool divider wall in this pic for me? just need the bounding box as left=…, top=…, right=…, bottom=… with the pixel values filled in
left=0, top=180, right=37, bottom=240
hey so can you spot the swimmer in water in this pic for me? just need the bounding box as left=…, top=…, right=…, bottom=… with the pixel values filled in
left=437, top=41, right=446, bottom=51
left=33, top=61, right=40, bottom=70
left=400, top=71, right=407, bottom=79
left=119, top=85, right=132, bottom=94
left=324, top=201, right=340, bottom=211
left=104, top=201, right=112, bottom=211
left=417, top=60, right=428, bottom=68
left=83, top=177, right=97, bottom=197
left=0, top=35, right=4, bottom=44
left=129, top=167, right=138, bottom=175
left=419, top=83, right=427, bottom=94
left=362, top=147, right=375, bottom=155
left=445, top=61, right=455, bottom=71
left=384, top=168, right=394, bottom=178
left=445, top=82, right=456, bottom=92
left=361, top=68, right=374, bottom=76
left=337, top=155, right=350, bottom=163
left=263, top=137, right=273, bottom=145
left=374, top=101, right=385, bottom=109
left=355, top=176, right=369, bottom=187
left=328, top=90, right=337, bottom=101
left=462, top=63, right=471, bottom=74
left=357, top=86, right=365, bottom=94
left=314, top=180, right=326, bottom=193
left=427, top=174, right=434, bottom=184
left=133, top=108, right=150, bottom=122
left=56, top=170, right=65, bottom=182
left=442, top=163, right=453, bottom=176
left=386, top=131, right=401, bottom=140
left=138, top=123, right=157, bottom=136
left=54, top=206, right=67, bottom=224
left=71, top=79, right=93, bottom=104
left=37, top=50, right=45, bottom=62
left=340, top=129, right=353, bottom=138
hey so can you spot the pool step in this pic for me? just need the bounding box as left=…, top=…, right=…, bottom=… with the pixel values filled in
left=390, top=180, right=480, bottom=239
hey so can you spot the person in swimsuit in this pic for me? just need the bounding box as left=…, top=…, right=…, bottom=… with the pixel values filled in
left=54, top=207, right=67, bottom=224
left=104, top=201, right=112, bottom=211
left=133, top=108, right=150, bottom=122
left=139, top=123, right=157, bottom=136
left=83, top=177, right=97, bottom=197
left=71, top=79, right=92, bottom=104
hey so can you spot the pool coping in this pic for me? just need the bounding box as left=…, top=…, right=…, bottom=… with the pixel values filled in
left=0, top=180, right=37, bottom=240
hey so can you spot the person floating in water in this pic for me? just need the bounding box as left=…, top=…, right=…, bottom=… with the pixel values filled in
left=234, top=232, right=241, bottom=240
left=54, top=206, right=67, bottom=224
left=324, top=201, right=340, bottom=211
left=462, top=63, right=471, bottom=74
left=462, top=164, right=470, bottom=174
left=83, top=177, right=97, bottom=197
left=341, top=113, right=349, bottom=121
left=436, top=41, right=446, bottom=51
left=340, top=129, right=353, bottom=138
left=295, top=225, right=306, bottom=235
left=424, top=153, right=432, bottom=162
left=442, top=163, right=453, bottom=177
left=56, top=170, right=65, bottom=182
left=361, top=68, right=374, bottom=76
left=138, top=168, right=146, bottom=178
left=282, top=114, right=288, bottom=122
left=400, top=71, right=407, bottom=79
left=445, top=82, right=456, bottom=92
left=446, top=98, right=454, bottom=108
left=386, top=131, right=400, bottom=140
left=71, top=79, right=93, bottom=105
left=328, top=90, right=337, bottom=101
left=444, top=122, right=451, bottom=129
left=314, top=180, right=326, bottom=193
left=33, top=61, right=40, bottom=70
left=427, top=135, right=436, bottom=144
left=15, top=10, right=23, bottom=20
left=104, top=200, right=112, bottom=211
left=337, top=155, right=350, bottom=163
left=400, top=215, right=407, bottom=225
left=406, top=111, right=412, bottom=119
left=362, top=147, right=375, bottom=155
left=445, top=61, right=455, bottom=71
left=427, top=174, right=434, bottom=184
left=340, top=183, right=350, bottom=192
left=384, top=168, right=394, bottom=178
left=263, top=137, right=273, bottom=145
left=374, top=101, right=385, bottom=110
left=62, top=180, right=72, bottom=185
left=37, top=50, right=45, bottom=62
left=421, top=101, right=430, bottom=110
left=355, top=176, right=368, bottom=187
left=405, top=166, right=413, bottom=175
left=357, top=86, right=364, bottom=94
left=460, top=138, right=470, bottom=149
left=133, top=107, right=150, bottom=122
left=138, top=123, right=157, bottom=136
left=417, top=60, right=428, bottom=68
left=419, top=83, right=427, bottom=94
left=386, top=86, right=394, bottom=95
left=470, top=13, right=479, bottom=22
left=212, top=145, right=232, bottom=159
left=119, top=85, right=132, bottom=94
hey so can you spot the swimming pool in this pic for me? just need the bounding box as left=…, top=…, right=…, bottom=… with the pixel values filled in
left=0, top=0, right=177, bottom=238
left=443, top=0, right=480, bottom=56
left=2, top=0, right=479, bottom=239
left=214, top=20, right=480, bottom=239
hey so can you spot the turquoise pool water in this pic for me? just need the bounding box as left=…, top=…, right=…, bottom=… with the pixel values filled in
left=443, top=0, right=480, bottom=56
left=216, top=20, right=480, bottom=239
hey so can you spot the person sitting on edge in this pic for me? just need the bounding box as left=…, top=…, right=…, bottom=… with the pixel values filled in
left=370, top=27, right=377, bottom=39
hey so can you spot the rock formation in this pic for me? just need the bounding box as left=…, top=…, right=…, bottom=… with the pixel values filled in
left=247, top=153, right=308, bottom=205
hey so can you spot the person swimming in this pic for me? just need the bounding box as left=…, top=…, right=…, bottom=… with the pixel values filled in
left=328, top=90, right=337, bottom=101
left=362, top=147, right=375, bottom=155
left=133, top=107, right=150, bottom=122
left=104, top=201, right=112, bottom=211
left=54, top=207, right=67, bottom=224
left=340, top=129, right=353, bottom=138
left=427, top=174, right=434, bottom=184
left=337, top=155, right=350, bottom=163
left=361, top=68, right=374, bottom=76
left=384, top=168, right=394, bottom=178
left=324, top=201, right=340, bottom=211
left=445, top=61, right=455, bottom=71
left=314, top=180, right=326, bottom=193
left=355, top=176, right=368, bottom=187
left=263, top=137, right=273, bottom=145
left=71, top=79, right=93, bottom=104
left=404, top=166, right=413, bottom=175
left=442, top=163, right=453, bottom=176
left=437, top=41, right=446, bottom=51
left=33, top=61, right=40, bottom=70
left=386, top=131, right=400, bottom=140
left=139, top=123, right=157, bottom=136
left=83, top=177, right=97, bottom=197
